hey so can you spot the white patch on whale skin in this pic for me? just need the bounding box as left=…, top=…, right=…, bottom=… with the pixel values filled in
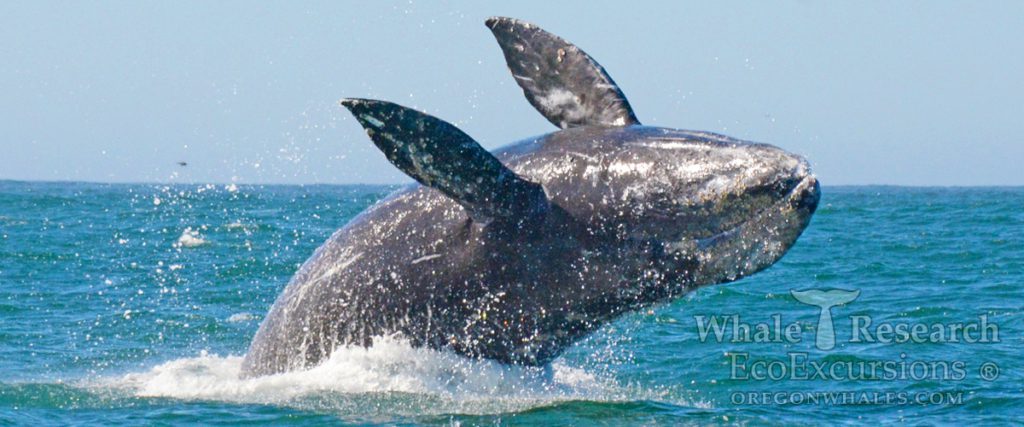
left=359, top=114, right=385, bottom=128
left=274, top=246, right=366, bottom=328
left=308, top=251, right=363, bottom=286
left=538, top=88, right=576, bottom=110
left=606, top=160, right=655, bottom=176
left=411, top=254, right=442, bottom=264
left=618, top=139, right=805, bottom=202
left=537, top=88, right=592, bottom=125
left=630, top=141, right=694, bottom=150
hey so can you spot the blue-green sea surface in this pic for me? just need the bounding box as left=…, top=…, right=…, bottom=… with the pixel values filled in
left=0, top=181, right=1020, bottom=425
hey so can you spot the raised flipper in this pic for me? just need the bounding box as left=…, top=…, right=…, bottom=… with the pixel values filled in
left=341, top=98, right=548, bottom=224
left=486, top=16, right=640, bottom=129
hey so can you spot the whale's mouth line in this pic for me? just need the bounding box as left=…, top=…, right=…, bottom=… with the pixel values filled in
left=695, top=173, right=818, bottom=251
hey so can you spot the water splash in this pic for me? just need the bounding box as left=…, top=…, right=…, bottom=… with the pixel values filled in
left=100, top=335, right=693, bottom=416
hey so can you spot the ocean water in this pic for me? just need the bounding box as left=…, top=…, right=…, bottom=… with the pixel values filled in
left=0, top=180, right=1020, bottom=425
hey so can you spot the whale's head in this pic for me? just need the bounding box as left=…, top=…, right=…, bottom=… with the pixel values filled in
left=539, top=126, right=820, bottom=286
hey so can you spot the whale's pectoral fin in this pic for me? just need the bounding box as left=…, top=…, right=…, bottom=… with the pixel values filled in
left=486, top=16, right=640, bottom=129
left=341, top=98, right=548, bottom=224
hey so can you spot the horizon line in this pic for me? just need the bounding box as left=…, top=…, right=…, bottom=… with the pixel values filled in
left=2, top=178, right=1023, bottom=189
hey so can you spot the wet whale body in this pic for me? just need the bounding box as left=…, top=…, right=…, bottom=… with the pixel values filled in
left=242, top=17, right=820, bottom=377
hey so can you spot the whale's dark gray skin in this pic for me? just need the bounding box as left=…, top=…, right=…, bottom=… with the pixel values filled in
left=241, top=17, right=820, bottom=377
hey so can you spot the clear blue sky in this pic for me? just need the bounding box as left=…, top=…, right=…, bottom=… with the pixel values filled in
left=2, top=1, right=1022, bottom=185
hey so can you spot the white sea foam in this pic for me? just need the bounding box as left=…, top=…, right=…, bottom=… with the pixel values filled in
left=225, top=221, right=246, bottom=230
left=174, top=227, right=208, bottom=248
left=226, top=312, right=255, bottom=323
left=102, top=336, right=689, bottom=416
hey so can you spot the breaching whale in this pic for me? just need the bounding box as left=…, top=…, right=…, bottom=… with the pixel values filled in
left=242, top=17, right=820, bottom=377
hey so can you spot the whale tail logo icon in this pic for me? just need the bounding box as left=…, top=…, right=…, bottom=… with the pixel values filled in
left=791, top=289, right=860, bottom=350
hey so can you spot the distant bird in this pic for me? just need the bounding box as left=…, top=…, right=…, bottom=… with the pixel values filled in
left=177, top=161, right=188, bottom=167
